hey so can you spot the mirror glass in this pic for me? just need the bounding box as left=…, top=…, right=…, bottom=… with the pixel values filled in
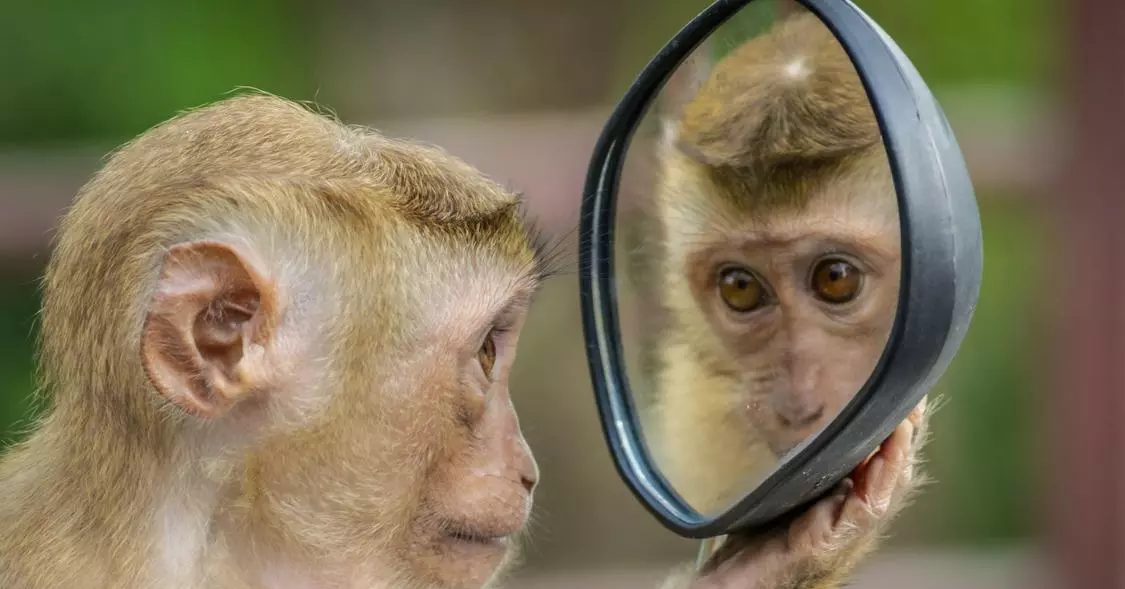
left=613, top=0, right=902, bottom=517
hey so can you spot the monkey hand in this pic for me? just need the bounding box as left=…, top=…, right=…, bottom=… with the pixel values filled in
left=664, top=399, right=929, bottom=589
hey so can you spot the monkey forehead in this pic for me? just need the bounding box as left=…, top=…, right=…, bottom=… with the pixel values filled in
left=664, top=145, right=893, bottom=211
left=365, top=139, right=526, bottom=225
left=64, top=91, right=539, bottom=290
left=94, top=92, right=524, bottom=223
left=403, top=242, right=539, bottom=341
left=657, top=153, right=898, bottom=262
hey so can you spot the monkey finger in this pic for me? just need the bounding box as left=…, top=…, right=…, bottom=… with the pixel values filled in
left=856, top=446, right=879, bottom=472
left=909, top=397, right=927, bottom=426
left=834, top=460, right=889, bottom=537
left=881, top=419, right=916, bottom=490
left=906, top=398, right=927, bottom=445
left=787, top=483, right=851, bottom=554
left=848, top=416, right=913, bottom=496
left=840, top=424, right=912, bottom=527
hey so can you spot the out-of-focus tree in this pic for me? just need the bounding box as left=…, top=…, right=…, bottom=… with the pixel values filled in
left=0, top=0, right=319, bottom=146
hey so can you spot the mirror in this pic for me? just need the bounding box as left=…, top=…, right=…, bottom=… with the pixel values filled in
left=614, top=1, right=900, bottom=518
left=612, top=0, right=900, bottom=517
left=580, top=0, right=981, bottom=538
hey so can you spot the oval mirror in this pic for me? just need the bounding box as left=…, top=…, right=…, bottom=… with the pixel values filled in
left=578, top=0, right=982, bottom=537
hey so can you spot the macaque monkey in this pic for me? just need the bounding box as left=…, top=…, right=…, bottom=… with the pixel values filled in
left=0, top=90, right=909, bottom=589
left=0, top=92, right=553, bottom=589
left=628, top=11, right=931, bottom=588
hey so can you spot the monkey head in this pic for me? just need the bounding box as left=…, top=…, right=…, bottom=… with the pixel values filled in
left=34, top=94, right=551, bottom=589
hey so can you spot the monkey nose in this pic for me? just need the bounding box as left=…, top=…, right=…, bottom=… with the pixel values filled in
left=520, top=472, right=537, bottom=494
left=777, top=404, right=825, bottom=428
left=514, top=447, right=539, bottom=494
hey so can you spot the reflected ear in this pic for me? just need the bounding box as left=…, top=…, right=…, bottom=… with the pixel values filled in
left=141, top=240, right=280, bottom=418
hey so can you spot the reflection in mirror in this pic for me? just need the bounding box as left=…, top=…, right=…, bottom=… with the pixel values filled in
left=614, top=1, right=901, bottom=517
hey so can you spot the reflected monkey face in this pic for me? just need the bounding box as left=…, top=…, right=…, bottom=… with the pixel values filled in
left=624, top=8, right=902, bottom=513
left=663, top=149, right=901, bottom=458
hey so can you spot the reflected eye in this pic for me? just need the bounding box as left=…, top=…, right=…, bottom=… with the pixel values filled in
left=811, top=258, right=862, bottom=303
left=478, top=331, right=497, bottom=378
left=717, top=266, right=767, bottom=313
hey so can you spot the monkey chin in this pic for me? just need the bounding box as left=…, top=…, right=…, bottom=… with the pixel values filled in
left=411, top=520, right=526, bottom=589
left=764, top=427, right=822, bottom=459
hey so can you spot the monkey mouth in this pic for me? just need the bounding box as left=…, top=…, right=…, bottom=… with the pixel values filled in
left=438, top=520, right=513, bottom=548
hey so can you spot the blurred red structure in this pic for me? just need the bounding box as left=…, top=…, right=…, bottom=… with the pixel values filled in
left=1051, top=0, right=1125, bottom=587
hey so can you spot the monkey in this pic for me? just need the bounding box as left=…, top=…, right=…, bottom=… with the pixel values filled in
left=0, top=92, right=552, bottom=589
left=621, top=10, right=932, bottom=588
left=0, top=90, right=915, bottom=589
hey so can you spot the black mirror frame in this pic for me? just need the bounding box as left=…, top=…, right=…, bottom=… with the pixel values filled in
left=577, top=0, right=983, bottom=538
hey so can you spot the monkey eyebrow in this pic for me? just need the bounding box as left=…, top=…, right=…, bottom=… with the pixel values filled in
left=485, top=279, right=539, bottom=331
left=510, top=195, right=568, bottom=284
left=503, top=281, right=538, bottom=316
left=727, top=225, right=878, bottom=245
left=727, top=228, right=895, bottom=255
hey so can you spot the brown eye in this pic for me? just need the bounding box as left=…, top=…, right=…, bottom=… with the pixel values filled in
left=477, top=332, right=497, bottom=377
left=811, top=258, right=862, bottom=303
left=717, top=266, right=767, bottom=313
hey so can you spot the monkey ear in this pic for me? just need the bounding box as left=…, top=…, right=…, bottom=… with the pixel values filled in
left=141, top=240, right=280, bottom=419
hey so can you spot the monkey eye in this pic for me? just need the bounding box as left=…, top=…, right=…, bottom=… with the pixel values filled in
left=717, top=265, right=768, bottom=313
left=810, top=258, right=862, bottom=304
left=477, top=330, right=498, bottom=378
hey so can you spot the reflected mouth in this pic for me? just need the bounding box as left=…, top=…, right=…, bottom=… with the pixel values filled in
left=769, top=419, right=830, bottom=457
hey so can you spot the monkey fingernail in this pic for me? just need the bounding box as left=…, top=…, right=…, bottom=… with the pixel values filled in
left=911, top=398, right=926, bottom=420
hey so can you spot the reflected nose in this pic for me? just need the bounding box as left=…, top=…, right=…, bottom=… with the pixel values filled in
left=777, top=403, right=825, bottom=428
left=780, top=346, right=826, bottom=429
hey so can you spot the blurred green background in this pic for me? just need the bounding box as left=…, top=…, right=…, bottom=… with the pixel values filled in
left=0, top=0, right=1052, bottom=585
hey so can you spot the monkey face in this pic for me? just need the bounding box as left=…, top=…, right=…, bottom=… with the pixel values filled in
left=655, top=150, right=899, bottom=472
left=235, top=236, right=542, bottom=589
left=698, top=246, right=898, bottom=457
left=403, top=275, right=540, bottom=588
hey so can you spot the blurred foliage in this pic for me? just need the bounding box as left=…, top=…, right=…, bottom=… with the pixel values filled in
left=0, top=0, right=318, bottom=147
left=0, top=266, right=39, bottom=447
left=858, top=0, right=1056, bottom=90
left=610, top=0, right=1054, bottom=95
left=0, top=0, right=1053, bottom=145
left=938, top=199, right=1043, bottom=543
